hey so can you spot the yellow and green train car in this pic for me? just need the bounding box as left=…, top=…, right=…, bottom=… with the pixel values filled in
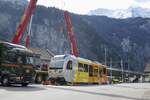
left=48, top=54, right=108, bottom=85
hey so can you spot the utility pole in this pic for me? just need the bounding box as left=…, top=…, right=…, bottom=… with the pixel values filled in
left=127, top=58, right=130, bottom=82
left=104, top=47, right=107, bottom=65
left=121, top=58, right=124, bottom=82
left=110, top=58, right=113, bottom=83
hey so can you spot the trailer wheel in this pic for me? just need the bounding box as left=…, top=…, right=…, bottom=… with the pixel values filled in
left=2, top=76, right=10, bottom=86
left=22, top=83, right=28, bottom=87
left=36, top=75, right=42, bottom=83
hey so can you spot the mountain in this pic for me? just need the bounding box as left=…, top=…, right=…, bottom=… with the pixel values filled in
left=88, top=7, right=150, bottom=19
left=0, top=1, right=150, bottom=72
left=2, top=0, right=27, bottom=6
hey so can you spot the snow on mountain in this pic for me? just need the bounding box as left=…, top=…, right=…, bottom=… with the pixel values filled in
left=131, top=7, right=150, bottom=18
left=88, top=7, right=150, bottom=19
left=1, top=0, right=27, bottom=6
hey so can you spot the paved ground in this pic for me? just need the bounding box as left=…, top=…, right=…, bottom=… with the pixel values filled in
left=0, top=83, right=150, bottom=100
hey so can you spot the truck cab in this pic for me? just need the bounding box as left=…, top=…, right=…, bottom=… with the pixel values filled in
left=0, top=42, right=35, bottom=86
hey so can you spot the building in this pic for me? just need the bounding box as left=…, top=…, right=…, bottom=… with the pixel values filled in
left=29, top=48, right=54, bottom=68
left=143, top=64, right=150, bottom=82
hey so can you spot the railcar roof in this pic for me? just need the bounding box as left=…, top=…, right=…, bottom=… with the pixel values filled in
left=0, top=42, right=32, bottom=54
left=52, top=54, right=94, bottom=64
left=76, top=57, right=92, bottom=64
left=0, top=41, right=26, bottom=49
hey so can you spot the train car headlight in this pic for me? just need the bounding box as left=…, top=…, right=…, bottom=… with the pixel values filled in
left=16, top=77, right=21, bottom=80
left=26, top=69, right=30, bottom=73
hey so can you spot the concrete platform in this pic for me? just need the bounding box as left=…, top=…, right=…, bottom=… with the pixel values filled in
left=0, top=83, right=150, bottom=100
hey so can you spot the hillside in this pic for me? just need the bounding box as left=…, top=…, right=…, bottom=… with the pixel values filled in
left=0, top=1, right=150, bottom=71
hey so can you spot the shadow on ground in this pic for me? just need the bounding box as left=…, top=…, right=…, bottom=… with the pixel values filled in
left=112, top=84, right=150, bottom=90
left=48, top=86, right=149, bottom=100
left=0, top=84, right=46, bottom=92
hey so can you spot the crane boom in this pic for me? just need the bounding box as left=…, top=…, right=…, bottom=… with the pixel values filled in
left=64, top=11, right=79, bottom=57
left=25, top=15, right=33, bottom=47
left=12, top=0, right=38, bottom=44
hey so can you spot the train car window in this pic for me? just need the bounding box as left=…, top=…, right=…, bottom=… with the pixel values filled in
left=89, top=65, right=93, bottom=76
left=84, top=64, right=88, bottom=72
left=2, top=52, right=17, bottom=64
left=66, top=61, right=72, bottom=70
left=99, top=68, right=103, bottom=77
left=78, top=63, right=84, bottom=72
left=94, top=69, right=98, bottom=77
left=103, top=68, right=107, bottom=74
left=0, top=45, right=2, bottom=64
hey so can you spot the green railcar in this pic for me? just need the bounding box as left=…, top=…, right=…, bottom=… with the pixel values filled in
left=0, top=42, right=35, bottom=86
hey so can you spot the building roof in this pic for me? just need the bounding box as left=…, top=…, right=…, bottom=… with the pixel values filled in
left=29, top=48, right=54, bottom=60
left=144, top=64, right=150, bottom=73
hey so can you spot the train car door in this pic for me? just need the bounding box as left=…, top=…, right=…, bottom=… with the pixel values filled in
left=93, top=66, right=99, bottom=83
left=102, top=67, right=108, bottom=84
left=89, top=65, right=93, bottom=83
left=64, top=60, right=74, bottom=83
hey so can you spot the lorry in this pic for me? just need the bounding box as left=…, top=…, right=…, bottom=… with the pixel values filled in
left=11, top=0, right=49, bottom=84
left=0, top=41, right=35, bottom=86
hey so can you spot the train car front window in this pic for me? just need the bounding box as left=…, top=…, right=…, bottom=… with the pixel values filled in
left=13, top=55, right=33, bottom=65
left=50, top=61, right=64, bottom=69
left=1, top=51, right=17, bottom=64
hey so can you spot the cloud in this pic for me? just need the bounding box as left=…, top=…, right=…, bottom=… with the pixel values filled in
left=133, top=0, right=150, bottom=8
left=135, top=0, right=150, bottom=3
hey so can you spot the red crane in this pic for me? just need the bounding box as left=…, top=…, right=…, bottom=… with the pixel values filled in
left=12, top=0, right=38, bottom=45
left=64, top=11, right=79, bottom=57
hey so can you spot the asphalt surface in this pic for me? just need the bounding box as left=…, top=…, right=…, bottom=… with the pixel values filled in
left=0, top=83, right=150, bottom=100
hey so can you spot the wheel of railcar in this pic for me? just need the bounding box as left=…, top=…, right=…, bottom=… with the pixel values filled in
left=36, top=75, right=42, bottom=83
left=51, top=80, right=55, bottom=85
left=59, top=80, right=67, bottom=85
left=22, top=83, right=28, bottom=87
left=2, top=76, right=10, bottom=86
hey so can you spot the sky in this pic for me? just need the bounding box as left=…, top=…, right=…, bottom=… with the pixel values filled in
left=28, top=0, right=150, bottom=14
